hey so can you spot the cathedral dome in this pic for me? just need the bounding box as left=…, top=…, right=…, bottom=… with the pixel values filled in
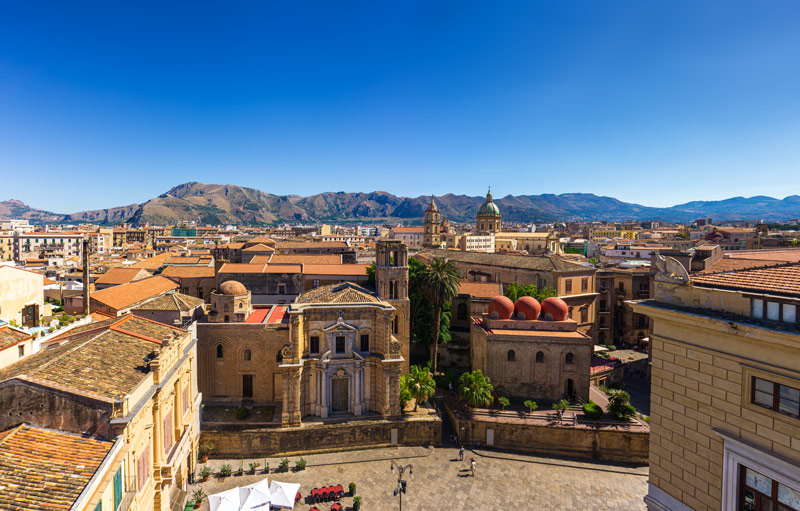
left=514, top=296, right=541, bottom=320
left=218, top=280, right=247, bottom=296
left=488, top=295, right=515, bottom=320
left=540, top=297, right=569, bottom=321
left=477, top=190, right=501, bottom=216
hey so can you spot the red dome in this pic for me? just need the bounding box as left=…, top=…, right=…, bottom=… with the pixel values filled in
left=541, top=297, right=569, bottom=321
left=488, top=296, right=515, bottom=320
left=514, top=296, right=541, bottom=320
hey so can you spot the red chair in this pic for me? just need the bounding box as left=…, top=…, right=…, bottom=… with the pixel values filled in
left=295, top=492, right=301, bottom=503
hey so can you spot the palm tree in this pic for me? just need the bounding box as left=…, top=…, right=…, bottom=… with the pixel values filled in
left=458, top=370, right=494, bottom=408
left=405, top=364, right=436, bottom=411
left=421, top=257, right=461, bottom=374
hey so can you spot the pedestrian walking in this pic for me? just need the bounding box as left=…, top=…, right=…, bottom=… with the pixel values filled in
left=470, top=457, right=476, bottom=477
left=459, top=445, right=465, bottom=461
left=573, top=412, right=577, bottom=426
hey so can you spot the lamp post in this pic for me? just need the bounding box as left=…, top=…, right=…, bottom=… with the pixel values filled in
left=390, top=460, right=413, bottom=511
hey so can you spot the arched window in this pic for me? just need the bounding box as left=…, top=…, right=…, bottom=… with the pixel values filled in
left=394, top=316, right=399, bottom=334
left=536, top=351, right=544, bottom=363
left=457, top=303, right=468, bottom=321
left=216, top=344, right=224, bottom=359
left=224, top=315, right=230, bottom=323
left=507, top=350, right=516, bottom=362
left=238, top=302, right=243, bottom=309
left=565, top=352, right=575, bottom=365
left=243, top=349, right=251, bottom=361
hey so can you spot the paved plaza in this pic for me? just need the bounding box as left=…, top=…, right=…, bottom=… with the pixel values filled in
left=192, top=444, right=648, bottom=511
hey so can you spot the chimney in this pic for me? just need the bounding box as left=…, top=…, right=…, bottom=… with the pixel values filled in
left=82, top=236, right=90, bottom=316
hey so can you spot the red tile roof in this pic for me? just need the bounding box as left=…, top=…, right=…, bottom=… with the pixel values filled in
left=94, top=267, right=150, bottom=285
left=301, top=264, right=367, bottom=276
left=90, top=276, right=178, bottom=311
left=458, top=281, right=503, bottom=298
left=218, top=263, right=268, bottom=273
left=0, top=424, right=115, bottom=510
left=161, top=266, right=215, bottom=279
left=691, top=263, right=800, bottom=297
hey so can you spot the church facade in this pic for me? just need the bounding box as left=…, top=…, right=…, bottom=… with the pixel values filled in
left=197, top=240, right=410, bottom=427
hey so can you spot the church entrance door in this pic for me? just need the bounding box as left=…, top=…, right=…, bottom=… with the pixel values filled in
left=331, top=378, right=349, bottom=412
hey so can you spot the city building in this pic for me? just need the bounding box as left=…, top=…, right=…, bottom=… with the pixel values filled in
left=0, top=265, right=47, bottom=326
left=0, top=323, right=33, bottom=370
left=471, top=295, right=592, bottom=401
left=90, top=276, right=179, bottom=316
left=0, top=314, right=201, bottom=511
left=476, top=189, right=501, bottom=234
left=423, top=197, right=442, bottom=249
left=389, top=226, right=424, bottom=248
left=629, top=257, right=800, bottom=511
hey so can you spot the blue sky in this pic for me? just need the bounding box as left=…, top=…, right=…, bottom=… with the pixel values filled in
left=1, top=1, right=799, bottom=212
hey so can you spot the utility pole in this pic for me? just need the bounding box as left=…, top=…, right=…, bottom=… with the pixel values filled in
left=390, top=460, right=413, bottom=511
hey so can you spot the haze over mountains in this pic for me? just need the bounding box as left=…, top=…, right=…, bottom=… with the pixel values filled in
left=2, top=182, right=799, bottom=226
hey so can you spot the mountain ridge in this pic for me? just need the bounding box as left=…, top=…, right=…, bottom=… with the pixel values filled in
left=3, top=182, right=800, bottom=226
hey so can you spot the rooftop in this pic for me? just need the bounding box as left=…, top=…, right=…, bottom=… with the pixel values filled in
left=132, top=291, right=204, bottom=311
left=161, top=265, right=215, bottom=279
left=90, top=276, right=179, bottom=311
left=416, top=248, right=589, bottom=273
left=0, top=326, right=31, bottom=351
left=94, top=267, right=150, bottom=286
left=0, top=315, right=184, bottom=400
left=0, top=424, right=114, bottom=511
left=457, top=281, right=503, bottom=298
left=691, top=263, right=800, bottom=298
left=295, top=282, right=382, bottom=305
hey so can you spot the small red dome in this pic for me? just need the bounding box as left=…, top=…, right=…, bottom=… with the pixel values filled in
left=514, top=296, right=541, bottom=320
left=541, top=297, right=569, bottom=321
left=488, top=296, right=515, bottom=320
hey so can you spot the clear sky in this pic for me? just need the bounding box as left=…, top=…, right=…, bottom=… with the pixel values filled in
left=1, top=1, right=799, bottom=213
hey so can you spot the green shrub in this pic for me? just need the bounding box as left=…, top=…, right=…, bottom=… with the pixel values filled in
left=235, top=406, right=250, bottom=420
left=279, top=458, right=289, bottom=470
left=296, top=457, right=307, bottom=469
left=219, top=464, right=232, bottom=477
left=353, top=496, right=362, bottom=510
left=497, top=396, right=510, bottom=411
left=349, top=482, right=356, bottom=495
left=607, top=390, right=637, bottom=421
left=249, top=462, right=260, bottom=472
left=192, top=488, right=207, bottom=503
left=582, top=400, right=603, bottom=419
left=523, top=400, right=538, bottom=413
left=199, top=465, right=212, bottom=479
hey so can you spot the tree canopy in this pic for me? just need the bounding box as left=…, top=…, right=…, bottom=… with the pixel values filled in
left=504, top=282, right=557, bottom=303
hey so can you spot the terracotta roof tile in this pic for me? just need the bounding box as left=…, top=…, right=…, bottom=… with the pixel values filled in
left=692, top=263, right=800, bottom=298
left=301, top=264, right=367, bottom=276
left=218, top=263, right=268, bottom=274
left=457, top=281, right=503, bottom=298
left=161, top=266, right=215, bottom=279
left=94, top=267, right=151, bottom=285
left=296, top=282, right=381, bottom=304
left=693, top=258, right=783, bottom=275
left=90, top=276, right=178, bottom=311
left=269, top=254, right=341, bottom=265
left=242, top=243, right=275, bottom=252
left=0, top=326, right=32, bottom=351
left=277, top=241, right=348, bottom=249
left=132, top=292, right=204, bottom=311
left=0, top=424, right=114, bottom=510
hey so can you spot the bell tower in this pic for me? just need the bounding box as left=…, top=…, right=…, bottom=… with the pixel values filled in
left=423, top=196, right=441, bottom=249
left=375, top=239, right=410, bottom=373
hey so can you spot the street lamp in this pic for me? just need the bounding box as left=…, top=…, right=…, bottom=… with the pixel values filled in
left=390, top=460, right=413, bottom=511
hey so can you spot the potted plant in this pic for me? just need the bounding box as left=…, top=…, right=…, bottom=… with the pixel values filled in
left=199, top=465, right=212, bottom=482
left=349, top=482, right=356, bottom=496
left=192, top=489, right=206, bottom=509
left=353, top=496, right=362, bottom=510
left=278, top=458, right=290, bottom=472
left=263, top=460, right=269, bottom=474
left=236, top=457, right=244, bottom=476
left=295, top=457, right=307, bottom=471
left=199, top=441, right=215, bottom=463
left=249, top=461, right=260, bottom=474
left=219, top=464, right=232, bottom=478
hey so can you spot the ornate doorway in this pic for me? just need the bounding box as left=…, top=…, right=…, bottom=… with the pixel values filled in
left=331, top=378, right=349, bottom=412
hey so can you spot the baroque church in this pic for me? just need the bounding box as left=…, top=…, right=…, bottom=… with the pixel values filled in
left=197, top=240, right=410, bottom=427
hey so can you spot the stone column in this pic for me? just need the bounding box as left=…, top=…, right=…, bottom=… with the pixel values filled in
left=281, top=366, right=303, bottom=427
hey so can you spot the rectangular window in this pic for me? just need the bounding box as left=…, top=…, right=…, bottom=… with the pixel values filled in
left=784, top=304, right=797, bottom=323
left=753, top=376, right=800, bottom=418
left=360, top=334, right=369, bottom=352
left=580, top=308, right=588, bottom=323
left=767, top=301, right=781, bottom=321
left=335, top=336, right=345, bottom=354
left=752, top=299, right=764, bottom=319
left=581, top=278, right=588, bottom=293
left=742, top=465, right=800, bottom=511
left=600, top=299, right=607, bottom=311
left=137, top=446, right=150, bottom=490
left=309, top=336, right=319, bottom=354
left=182, top=386, right=189, bottom=415
left=312, top=279, right=320, bottom=288
left=18, top=345, right=24, bottom=357
left=565, top=279, right=572, bottom=294
left=163, top=411, right=173, bottom=455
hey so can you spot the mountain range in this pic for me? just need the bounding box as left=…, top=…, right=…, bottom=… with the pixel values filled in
left=2, top=182, right=800, bottom=226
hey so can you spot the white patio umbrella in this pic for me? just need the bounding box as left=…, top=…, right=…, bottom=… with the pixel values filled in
left=239, top=477, right=271, bottom=510
left=268, top=480, right=301, bottom=509
left=208, top=487, right=242, bottom=511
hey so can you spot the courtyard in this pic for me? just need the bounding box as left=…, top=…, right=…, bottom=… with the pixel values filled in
left=191, top=444, right=648, bottom=511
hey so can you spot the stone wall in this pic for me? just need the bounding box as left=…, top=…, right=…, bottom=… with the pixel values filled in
left=443, top=403, right=648, bottom=464
left=201, top=415, right=441, bottom=458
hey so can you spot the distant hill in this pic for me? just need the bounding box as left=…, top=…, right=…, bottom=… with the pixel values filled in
left=3, top=182, right=800, bottom=226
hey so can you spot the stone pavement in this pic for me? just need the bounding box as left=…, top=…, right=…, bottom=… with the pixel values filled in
left=192, top=445, right=648, bottom=511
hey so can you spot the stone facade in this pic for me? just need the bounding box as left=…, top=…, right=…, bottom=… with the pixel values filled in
left=423, top=197, right=442, bottom=249
left=630, top=261, right=800, bottom=511
left=470, top=305, right=593, bottom=402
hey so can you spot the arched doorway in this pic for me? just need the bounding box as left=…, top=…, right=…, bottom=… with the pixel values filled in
left=565, top=378, right=574, bottom=399
left=331, top=377, right=349, bottom=413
